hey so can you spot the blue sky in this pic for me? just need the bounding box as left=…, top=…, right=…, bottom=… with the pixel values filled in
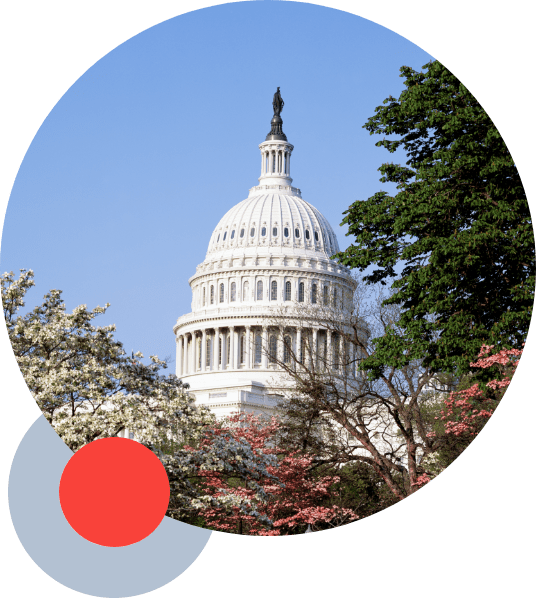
left=1, top=1, right=432, bottom=365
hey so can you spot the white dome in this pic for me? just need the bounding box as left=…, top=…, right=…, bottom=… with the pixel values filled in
left=206, top=192, right=340, bottom=261
left=174, top=94, right=356, bottom=420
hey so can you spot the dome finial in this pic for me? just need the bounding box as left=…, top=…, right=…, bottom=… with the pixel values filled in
left=266, top=87, right=287, bottom=141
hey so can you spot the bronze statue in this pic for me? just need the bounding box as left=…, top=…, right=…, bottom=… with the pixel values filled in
left=272, top=87, right=284, bottom=116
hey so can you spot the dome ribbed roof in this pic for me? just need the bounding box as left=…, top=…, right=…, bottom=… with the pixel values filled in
left=206, top=193, right=340, bottom=261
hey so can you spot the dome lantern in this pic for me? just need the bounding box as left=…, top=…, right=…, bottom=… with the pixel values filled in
left=257, top=88, right=295, bottom=191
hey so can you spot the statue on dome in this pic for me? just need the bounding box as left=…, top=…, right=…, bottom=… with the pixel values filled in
left=272, top=87, right=284, bottom=116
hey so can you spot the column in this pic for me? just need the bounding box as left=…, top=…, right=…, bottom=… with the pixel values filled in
left=214, top=327, right=220, bottom=371
left=228, top=326, right=235, bottom=369
left=235, top=327, right=241, bottom=368
left=222, top=329, right=227, bottom=370
left=201, top=329, right=207, bottom=372
left=245, top=325, right=251, bottom=369
left=327, top=330, right=332, bottom=371
left=176, top=335, right=182, bottom=377
left=262, top=326, right=268, bottom=369
left=186, top=334, right=191, bottom=374
left=277, top=329, right=284, bottom=365
left=311, top=328, right=318, bottom=370
left=296, top=327, right=302, bottom=366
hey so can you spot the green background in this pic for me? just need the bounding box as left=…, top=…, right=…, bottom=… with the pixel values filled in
left=0, top=0, right=536, bottom=598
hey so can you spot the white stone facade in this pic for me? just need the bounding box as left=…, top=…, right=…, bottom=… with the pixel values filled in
left=174, top=119, right=355, bottom=417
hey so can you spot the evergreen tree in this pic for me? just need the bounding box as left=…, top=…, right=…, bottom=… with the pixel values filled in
left=336, top=60, right=534, bottom=375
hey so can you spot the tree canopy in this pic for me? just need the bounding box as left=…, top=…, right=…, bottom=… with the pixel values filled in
left=335, top=60, right=534, bottom=375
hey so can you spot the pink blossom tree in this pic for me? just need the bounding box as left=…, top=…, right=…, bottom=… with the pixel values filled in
left=195, top=413, right=358, bottom=535
left=422, top=344, right=522, bottom=481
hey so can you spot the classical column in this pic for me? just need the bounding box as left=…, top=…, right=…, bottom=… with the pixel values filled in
left=262, top=326, right=268, bottom=369
left=277, top=330, right=284, bottom=365
left=326, top=329, right=332, bottom=371
left=245, top=325, right=251, bottom=369
left=176, top=335, right=182, bottom=377
left=311, top=328, right=318, bottom=370
left=214, top=327, right=220, bottom=371
left=296, top=327, right=302, bottom=366
left=222, top=329, right=227, bottom=369
left=228, top=326, right=235, bottom=369
left=201, top=329, right=207, bottom=372
left=186, top=334, right=190, bottom=374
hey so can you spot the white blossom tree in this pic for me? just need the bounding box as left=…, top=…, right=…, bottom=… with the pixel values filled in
left=2, top=269, right=277, bottom=521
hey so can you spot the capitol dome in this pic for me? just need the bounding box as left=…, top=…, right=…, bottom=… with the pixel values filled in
left=207, top=194, right=340, bottom=261
left=174, top=92, right=355, bottom=417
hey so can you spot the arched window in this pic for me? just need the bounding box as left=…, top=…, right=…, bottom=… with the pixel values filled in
left=314, top=231, right=319, bottom=242
left=265, top=154, right=269, bottom=172
left=243, top=281, right=249, bottom=301
left=210, top=285, right=214, bottom=304
left=230, top=282, right=236, bottom=302
left=220, top=283, right=224, bottom=303
left=261, top=227, right=266, bottom=237
left=298, top=282, right=304, bottom=303
left=256, top=280, right=263, bottom=300
left=269, top=335, right=277, bottom=364
left=273, top=227, right=278, bottom=237
left=223, top=232, right=227, bottom=241
left=305, top=229, right=310, bottom=240
left=295, top=228, right=300, bottom=238
left=333, top=287, right=338, bottom=307
left=285, top=281, right=291, bottom=301
left=206, top=338, right=211, bottom=368
left=203, top=287, right=206, bottom=306
left=284, top=227, right=289, bottom=238
left=323, top=285, right=329, bottom=305
left=311, top=283, right=317, bottom=304
left=231, top=229, right=235, bottom=239
left=271, top=280, right=277, bottom=301
left=283, top=335, right=292, bottom=364
left=250, top=227, right=256, bottom=237
left=240, top=228, right=245, bottom=238
left=255, top=334, right=262, bottom=364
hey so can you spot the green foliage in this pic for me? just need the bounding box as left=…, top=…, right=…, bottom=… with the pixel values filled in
left=336, top=60, right=534, bottom=375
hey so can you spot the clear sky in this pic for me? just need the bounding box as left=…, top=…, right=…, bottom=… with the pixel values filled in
left=1, top=1, right=433, bottom=365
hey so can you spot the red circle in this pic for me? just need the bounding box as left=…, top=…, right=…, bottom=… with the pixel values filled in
left=59, top=438, right=170, bottom=547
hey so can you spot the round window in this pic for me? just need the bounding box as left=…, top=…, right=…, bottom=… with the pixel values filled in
left=217, top=234, right=220, bottom=242
left=223, top=232, right=227, bottom=241
left=250, top=228, right=255, bottom=237
left=273, top=227, right=278, bottom=236
left=305, top=229, right=310, bottom=240
left=261, top=227, right=266, bottom=237
left=295, top=228, right=300, bottom=238
left=240, top=228, right=245, bottom=238
left=284, top=227, right=289, bottom=238
left=314, top=231, right=319, bottom=242
left=231, top=230, right=235, bottom=239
